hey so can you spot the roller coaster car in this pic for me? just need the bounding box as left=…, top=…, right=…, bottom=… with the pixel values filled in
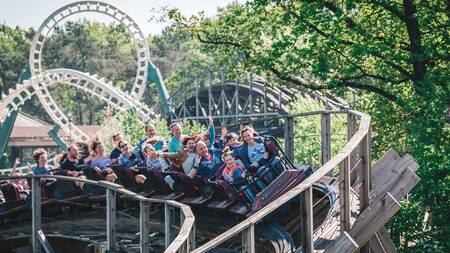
left=207, top=156, right=309, bottom=216
left=0, top=181, right=28, bottom=219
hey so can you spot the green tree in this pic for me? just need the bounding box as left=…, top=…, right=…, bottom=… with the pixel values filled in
left=43, top=20, right=138, bottom=125
left=165, top=1, right=449, bottom=251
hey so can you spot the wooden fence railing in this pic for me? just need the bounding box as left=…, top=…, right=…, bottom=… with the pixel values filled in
left=192, top=109, right=371, bottom=253
left=1, top=175, right=195, bottom=253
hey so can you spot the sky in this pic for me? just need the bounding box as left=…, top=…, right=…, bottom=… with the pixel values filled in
left=0, top=0, right=241, bottom=36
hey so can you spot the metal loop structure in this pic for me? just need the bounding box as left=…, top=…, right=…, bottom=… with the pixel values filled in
left=26, top=1, right=152, bottom=142
left=0, top=69, right=154, bottom=141
left=29, top=1, right=150, bottom=99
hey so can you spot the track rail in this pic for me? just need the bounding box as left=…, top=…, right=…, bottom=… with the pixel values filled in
left=27, top=1, right=152, bottom=142
left=0, top=69, right=153, bottom=142
left=1, top=174, right=195, bottom=253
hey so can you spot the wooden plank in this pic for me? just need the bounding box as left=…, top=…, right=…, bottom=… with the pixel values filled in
left=302, top=187, right=314, bottom=253
left=106, top=189, right=117, bottom=251
left=326, top=165, right=420, bottom=253
left=370, top=233, right=386, bottom=253
left=326, top=231, right=359, bottom=253
left=284, top=116, right=294, bottom=160
left=242, top=224, right=255, bottom=253
left=321, top=112, right=331, bottom=165
left=377, top=227, right=398, bottom=253
left=339, top=157, right=351, bottom=232
left=371, top=157, right=420, bottom=204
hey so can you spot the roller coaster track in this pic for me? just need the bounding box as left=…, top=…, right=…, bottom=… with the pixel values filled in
left=0, top=69, right=153, bottom=140
left=167, top=74, right=349, bottom=127
left=0, top=2, right=421, bottom=252
left=26, top=1, right=153, bottom=143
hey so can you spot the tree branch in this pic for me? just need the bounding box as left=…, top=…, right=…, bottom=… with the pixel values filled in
left=338, top=81, right=398, bottom=102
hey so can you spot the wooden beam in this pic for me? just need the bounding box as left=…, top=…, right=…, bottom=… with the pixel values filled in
left=106, top=188, right=117, bottom=251
left=321, top=112, right=331, bottom=165
left=370, top=233, right=386, bottom=253
left=325, top=164, right=420, bottom=253
left=377, top=227, right=398, bottom=253
left=327, top=231, right=359, bottom=253
left=242, top=224, right=255, bottom=253
left=284, top=117, right=294, bottom=160
left=339, top=157, right=351, bottom=232
left=301, top=187, right=314, bottom=253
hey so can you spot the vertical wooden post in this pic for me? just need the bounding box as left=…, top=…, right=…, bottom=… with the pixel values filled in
left=165, top=203, right=172, bottom=248
left=195, top=77, right=199, bottom=119
left=32, top=177, right=42, bottom=253
left=284, top=117, right=294, bottom=160
left=221, top=69, right=225, bottom=123
left=140, top=202, right=150, bottom=253
left=235, top=80, right=239, bottom=120
left=189, top=222, right=196, bottom=250
left=347, top=114, right=358, bottom=184
left=208, top=72, right=212, bottom=117
left=300, top=187, right=314, bottom=253
left=263, top=80, right=268, bottom=127
left=339, top=157, right=351, bottom=232
left=248, top=72, right=253, bottom=115
left=321, top=112, right=331, bottom=165
left=179, top=211, right=187, bottom=253
left=359, top=133, right=371, bottom=210
left=242, top=224, right=255, bottom=253
left=278, top=90, right=282, bottom=112
left=359, top=127, right=372, bottom=253
left=183, top=84, right=187, bottom=118
left=106, top=188, right=117, bottom=251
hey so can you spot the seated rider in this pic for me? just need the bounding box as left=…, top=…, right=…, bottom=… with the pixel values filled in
left=117, top=140, right=146, bottom=184
left=85, top=138, right=117, bottom=183
left=137, top=122, right=166, bottom=160
left=59, top=144, right=87, bottom=190
left=143, top=144, right=169, bottom=172
left=30, top=148, right=58, bottom=195
left=110, top=133, right=124, bottom=161
left=167, top=122, right=186, bottom=152
left=190, top=140, right=223, bottom=191
left=6, top=158, right=30, bottom=200
left=117, top=140, right=143, bottom=168
left=234, top=127, right=277, bottom=175
left=218, top=127, right=241, bottom=151
left=59, top=144, right=85, bottom=177
left=221, top=147, right=246, bottom=183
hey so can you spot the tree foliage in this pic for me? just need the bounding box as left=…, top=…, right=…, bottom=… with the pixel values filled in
left=164, top=1, right=449, bottom=251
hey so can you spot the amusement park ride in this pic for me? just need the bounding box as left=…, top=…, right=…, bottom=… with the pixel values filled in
left=0, top=1, right=421, bottom=253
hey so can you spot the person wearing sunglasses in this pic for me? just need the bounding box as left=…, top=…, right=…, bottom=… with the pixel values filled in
left=117, top=140, right=147, bottom=185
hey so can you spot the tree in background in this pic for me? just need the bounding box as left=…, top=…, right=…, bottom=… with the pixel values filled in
left=165, top=1, right=449, bottom=251
left=42, top=21, right=137, bottom=125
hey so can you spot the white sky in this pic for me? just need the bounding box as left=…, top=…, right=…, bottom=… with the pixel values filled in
left=0, top=0, right=242, bottom=36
